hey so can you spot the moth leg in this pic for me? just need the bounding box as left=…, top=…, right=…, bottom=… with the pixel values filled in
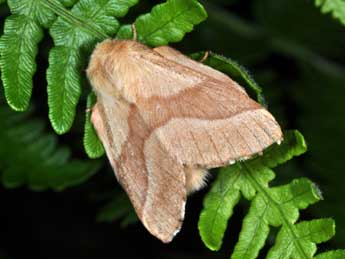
left=184, top=166, right=209, bottom=194
left=131, top=23, right=137, bottom=41
left=199, top=51, right=209, bottom=63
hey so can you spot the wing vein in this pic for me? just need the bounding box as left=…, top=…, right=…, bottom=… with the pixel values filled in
left=221, top=129, right=238, bottom=159
left=190, top=131, right=206, bottom=164
left=244, top=123, right=265, bottom=150
left=204, top=128, right=222, bottom=162
left=249, top=113, right=276, bottom=142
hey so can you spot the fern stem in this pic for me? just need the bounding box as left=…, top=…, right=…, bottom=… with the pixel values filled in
left=242, top=163, right=311, bottom=259
left=42, top=0, right=108, bottom=40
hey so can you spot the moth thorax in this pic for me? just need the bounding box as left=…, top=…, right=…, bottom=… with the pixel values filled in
left=184, top=167, right=209, bottom=194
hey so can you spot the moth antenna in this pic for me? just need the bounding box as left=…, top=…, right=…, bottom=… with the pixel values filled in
left=199, top=51, right=209, bottom=63
left=131, top=23, right=138, bottom=41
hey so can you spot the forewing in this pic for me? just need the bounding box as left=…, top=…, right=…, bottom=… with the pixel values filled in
left=153, top=46, right=247, bottom=94
left=134, top=48, right=283, bottom=168
left=91, top=100, right=186, bottom=243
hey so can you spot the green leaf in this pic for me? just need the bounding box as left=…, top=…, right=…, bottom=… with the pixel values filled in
left=0, top=101, right=100, bottom=191
left=198, top=129, right=338, bottom=258
left=0, top=15, right=43, bottom=111
left=83, top=92, right=105, bottom=158
left=198, top=130, right=307, bottom=251
left=61, top=0, right=78, bottom=7
left=251, top=130, right=307, bottom=168
left=120, top=210, right=138, bottom=228
left=44, top=160, right=100, bottom=191
left=47, top=0, right=138, bottom=134
left=117, top=24, right=133, bottom=39
left=191, top=52, right=266, bottom=105
left=315, top=0, right=345, bottom=25
left=296, top=62, right=345, bottom=245
left=266, top=219, right=335, bottom=258
left=231, top=178, right=320, bottom=259
left=8, top=0, right=62, bottom=28
left=97, top=193, right=138, bottom=227
left=198, top=171, right=241, bottom=251
left=129, top=0, right=207, bottom=46
left=314, top=250, right=345, bottom=259
left=0, top=0, right=65, bottom=112
left=47, top=47, right=81, bottom=134
left=231, top=192, right=270, bottom=258
left=48, top=0, right=139, bottom=48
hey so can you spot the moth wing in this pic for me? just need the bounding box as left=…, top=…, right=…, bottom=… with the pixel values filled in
left=91, top=101, right=186, bottom=243
left=153, top=46, right=247, bottom=94
left=135, top=47, right=283, bottom=168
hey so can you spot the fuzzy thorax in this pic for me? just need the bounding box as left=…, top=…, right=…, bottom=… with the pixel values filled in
left=86, top=39, right=153, bottom=103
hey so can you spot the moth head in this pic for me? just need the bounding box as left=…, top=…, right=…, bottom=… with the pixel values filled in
left=86, top=39, right=150, bottom=102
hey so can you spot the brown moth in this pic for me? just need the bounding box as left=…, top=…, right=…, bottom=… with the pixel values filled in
left=86, top=39, right=283, bottom=243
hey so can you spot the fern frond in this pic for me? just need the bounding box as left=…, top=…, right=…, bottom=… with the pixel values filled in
left=0, top=0, right=63, bottom=111
left=97, top=192, right=138, bottom=227
left=0, top=15, right=42, bottom=111
left=2, top=0, right=207, bottom=138
left=198, top=131, right=345, bottom=258
left=84, top=92, right=104, bottom=158
left=8, top=0, right=60, bottom=28
left=314, top=250, right=345, bottom=259
left=117, top=0, right=207, bottom=44
left=61, top=0, right=78, bottom=8
left=119, top=0, right=207, bottom=45
left=199, top=131, right=306, bottom=251
left=315, top=0, right=345, bottom=25
left=47, top=0, right=138, bottom=134
left=47, top=46, right=81, bottom=134
left=0, top=91, right=100, bottom=191
left=1, top=1, right=344, bottom=256
left=267, top=219, right=335, bottom=258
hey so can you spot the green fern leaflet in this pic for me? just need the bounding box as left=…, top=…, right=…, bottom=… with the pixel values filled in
left=315, top=0, right=345, bottom=25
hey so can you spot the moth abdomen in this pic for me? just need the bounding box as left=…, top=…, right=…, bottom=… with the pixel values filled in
left=184, top=166, right=209, bottom=194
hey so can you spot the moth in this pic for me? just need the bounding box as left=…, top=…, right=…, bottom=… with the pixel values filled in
left=86, top=39, right=283, bottom=243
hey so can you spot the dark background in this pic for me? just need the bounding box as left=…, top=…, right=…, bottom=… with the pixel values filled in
left=1, top=0, right=345, bottom=258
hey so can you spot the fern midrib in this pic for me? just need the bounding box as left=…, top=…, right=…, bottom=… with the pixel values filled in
left=240, top=204, right=269, bottom=258
left=281, top=189, right=311, bottom=205
left=42, top=0, right=108, bottom=40
left=60, top=46, right=78, bottom=128
left=140, top=3, right=196, bottom=42
left=79, top=0, right=117, bottom=39
left=243, top=164, right=311, bottom=259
